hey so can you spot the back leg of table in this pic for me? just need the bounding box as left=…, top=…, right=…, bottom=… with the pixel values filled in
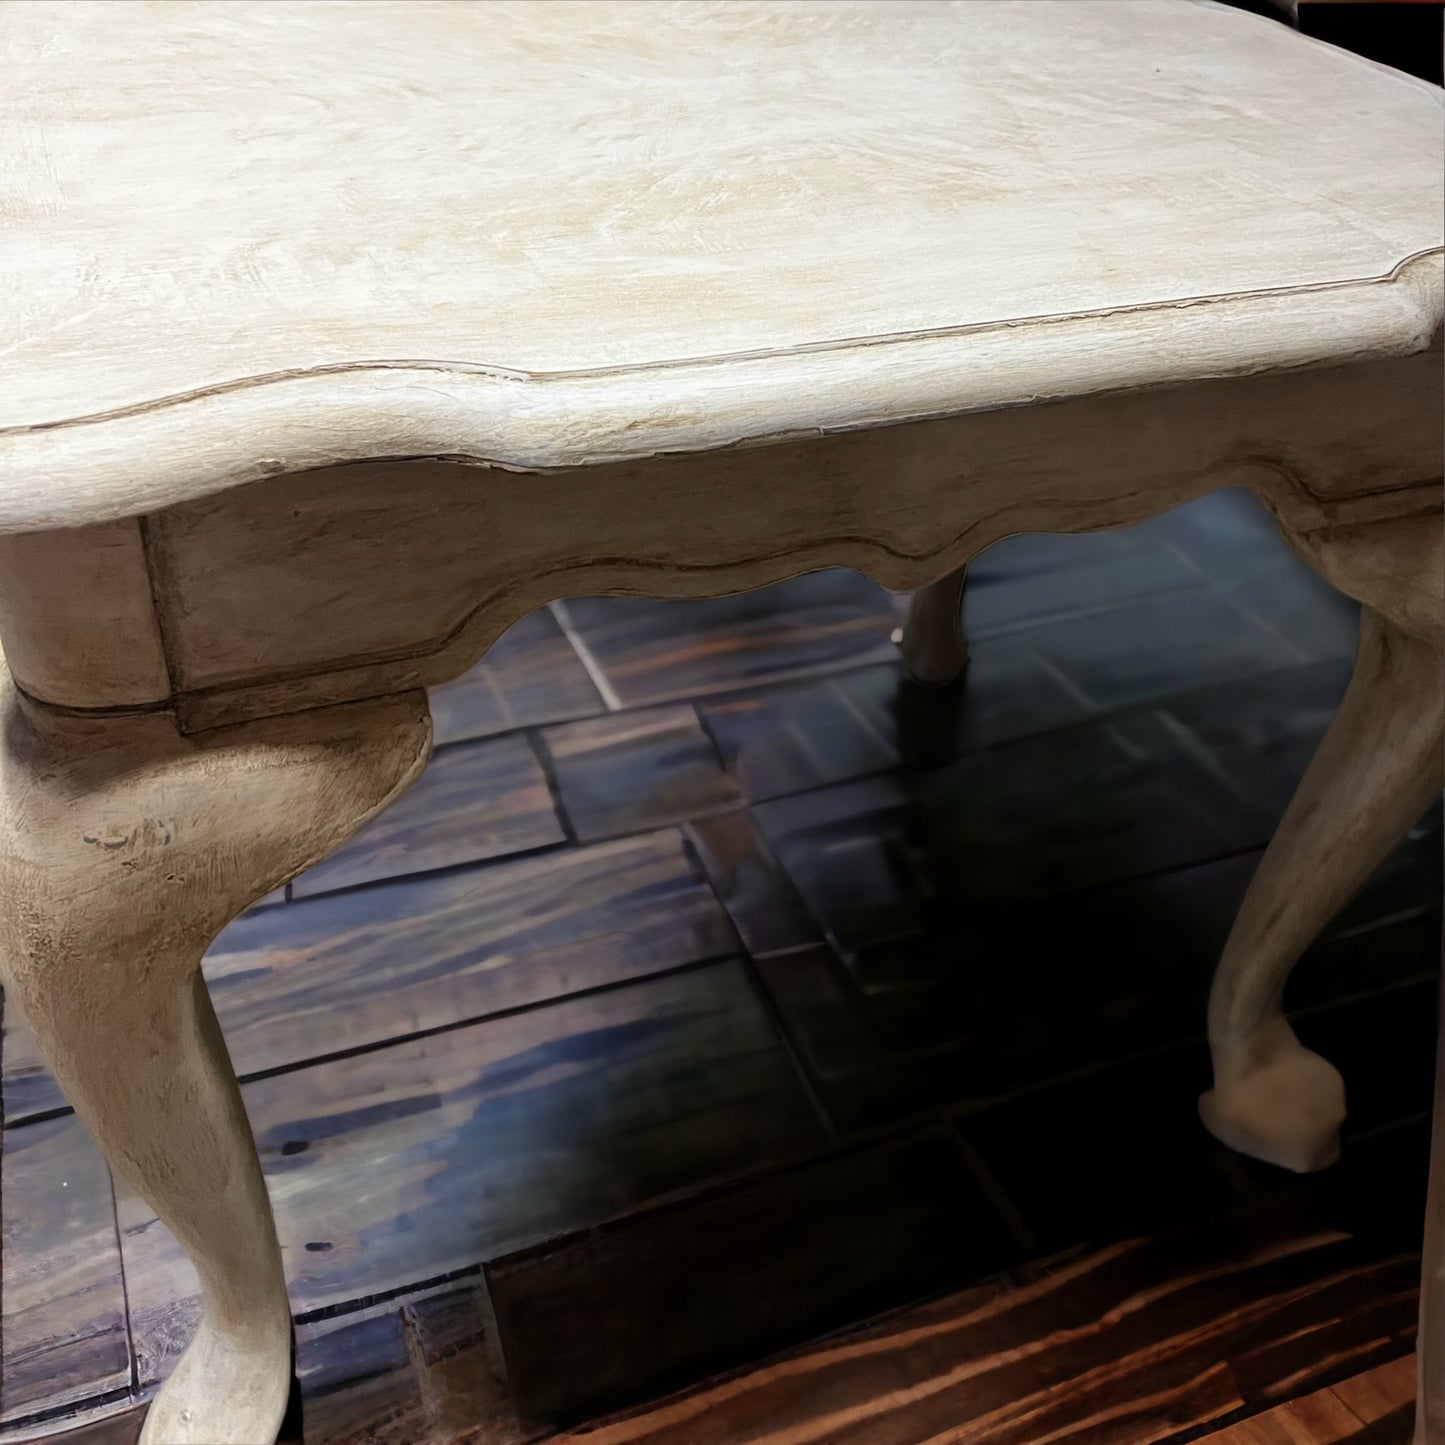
left=1200, top=603, right=1443, bottom=1172
left=899, top=565, right=969, bottom=687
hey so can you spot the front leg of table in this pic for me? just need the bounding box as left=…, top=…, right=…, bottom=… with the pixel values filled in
left=0, top=687, right=431, bottom=1445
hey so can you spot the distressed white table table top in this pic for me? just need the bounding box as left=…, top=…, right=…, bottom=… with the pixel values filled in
left=1, top=0, right=1441, bottom=528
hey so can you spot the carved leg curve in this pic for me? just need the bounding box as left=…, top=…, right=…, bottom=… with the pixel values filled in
left=0, top=677, right=431, bottom=1445
left=900, top=564, right=968, bottom=686
left=1200, top=509, right=1444, bottom=1174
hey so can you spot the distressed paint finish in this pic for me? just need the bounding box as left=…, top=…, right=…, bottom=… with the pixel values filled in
left=0, top=2, right=1442, bottom=523
left=0, top=2, right=1441, bottom=1442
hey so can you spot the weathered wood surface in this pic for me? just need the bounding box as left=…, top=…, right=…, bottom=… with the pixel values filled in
left=2, top=2, right=1438, bottom=526
left=0, top=3, right=1439, bottom=1436
left=5, top=827, right=738, bottom=1123
left=0, top=680, right=434, bottom=1445
left=538, top=1198, right=1419, bottom=1445
left=1199, top=1355, right=1415, bottom=1444
left=129, top=346, right=1442, bottom=729
left=117, top=961, right=826, bottom=1389
left=482, top=1132, right=1017, bottom=1424
left=0, top=1114, right=129, bottom=1426
left=536, top=705, right=740, bottom=843
left=1, top=509, right=1437, bottom=1443
left=290, top=731, right=563, bottom=897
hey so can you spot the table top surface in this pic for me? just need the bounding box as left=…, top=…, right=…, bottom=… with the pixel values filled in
left=1, top=0, right=1441, bottom=531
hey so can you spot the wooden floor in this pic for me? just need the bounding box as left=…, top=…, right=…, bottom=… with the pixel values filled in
left=1, top=490, right=1438, bottom=1445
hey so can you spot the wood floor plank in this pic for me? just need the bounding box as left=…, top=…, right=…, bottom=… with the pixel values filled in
left=483, top=1132, right=1019, bottom=1425
left=1025, top=586, right=1298, bottom=716
left=118, top=961, right=827, bottom=1388
left=428, top=607, right=605, bottom=747
left=0, top=1401, right=147, bottom=1444
left=840, top=638, right=1089, bottom=775
left=698, top=669, right=899, bottom=802
left=1329, top=1355, right=1417, bottom=1425
left=292, top=1283, right=538, bottom=1445
left=538, top=704, right=740, bottom=843
left=683, top=811, right=820, bottom=958
left=538, top=1200, right=1406, bottom=1445
left=296, top=1301, right=429, bottom=1445
left=752, top=945, right=929, bottom=1132
left=0, top=1114, right=129, bottom=1425
left=206, top=826, right=740, bottom=1083
left=291, top=731, right=564, bottom=898
left=8, top=828, right=737, bottom=1120
left=557, top=571, right=901, bottom=709
left=1196, top=1392, right=1369, bottom=1445
left=960, top=505, right=1249, bottom=638
left=1196, top=1355, right=1417, bottom=1445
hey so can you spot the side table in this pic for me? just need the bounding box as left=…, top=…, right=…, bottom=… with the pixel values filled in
left=2, top=3, right=1441, bottom=1440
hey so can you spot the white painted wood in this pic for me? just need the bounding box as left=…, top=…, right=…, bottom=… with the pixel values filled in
left=0, top=3, right=1441, bottom=1440
left=130, top=343, right=1439, bottom=730
left=0, top=519, right=170, bottom=707
left=0, top=678, right=432, bottom=1445
left=0, top=1, right=1439, bottom=530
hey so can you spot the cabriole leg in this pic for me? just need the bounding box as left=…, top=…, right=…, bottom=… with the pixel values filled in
left=1200, top=510, right=1444, bottom=1174
left=0, top=676, right=430, bottom=1444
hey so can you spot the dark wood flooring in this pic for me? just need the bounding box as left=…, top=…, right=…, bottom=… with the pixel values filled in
left=1, top=490, right=1438, bottom=1444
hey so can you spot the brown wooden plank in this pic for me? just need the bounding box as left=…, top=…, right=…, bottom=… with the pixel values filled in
left=1195, top=1356, right=1417, bottom=1445
left=752, top=945, right=929, bottom=1131
left=427, top=607, right=604, bottom=748
left=118, top=961, right=826, bottom=1388
left=403, top=1286, right=540, bottom=1445
left=1330, top=1355, right=1417, bottom=1424
left=0, top=1400, right=147, bottom=1444
left=539, top=1199, right=1409, bottom=1445
left=295, top=1301, right=430, bottom=1445
left=556, top=571, right=900, bottom=709
left=290, top=1283, right=544, bottom=1445
left=7, top=829, right=737, bottom=1122
left=697, top=670, right=898, bottom=802
left=291, top=731, right=564, bottom=898
left=207, top=826, right=739, bottom=1081
left=483, top=1131, right=1019, bottom=1425
left=538, top=705, right=740, bottom=843
left=683, top=812, right=819, bottom=959
left=1197, top=1392, right=1369, bottom=1445
left=0, top=1114, right=129, bottom=1425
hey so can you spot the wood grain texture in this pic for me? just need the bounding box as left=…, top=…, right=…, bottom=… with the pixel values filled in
left=0, top=1113, right=129, bottom=1425
left=557, top=572, right=901, bottom=711
left=0, top=519, right=168, bottom=708
left=537, top=705, right=740, bottom=843
left=127, top=344, right=1442, bottom=730
left=698, top=669, right=900, bottom=803
left=538, top=1199, right=1415, bottom=1445
left=290, top=731, right=563, bottom=897
left=0, top=2, right=1440, bottom=527
left=683, top=812, right=820, bottom=959
left=1199, top=1356, right=1416, bottom=1444
left=427, top=609, right=604, bottom=748
left=0, top=677, right=434, bottom=1445
left=6, top=827, right=738, bottom=1121
left=119, top=961, right=827, bottom=1389
left=482, top=1132, right=1018, bottom=1425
